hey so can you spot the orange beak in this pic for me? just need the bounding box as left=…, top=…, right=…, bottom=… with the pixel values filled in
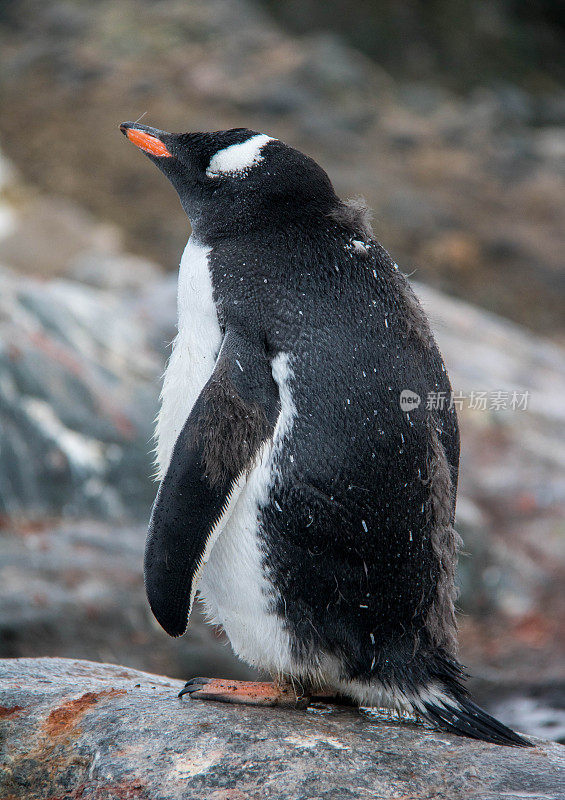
left=125, top=128, right=173, bottom=158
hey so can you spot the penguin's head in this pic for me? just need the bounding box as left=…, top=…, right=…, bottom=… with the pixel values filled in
left=120, top=121, right=339, bottom=239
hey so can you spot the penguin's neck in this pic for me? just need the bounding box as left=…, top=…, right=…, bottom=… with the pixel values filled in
left=177, top=236, right=215, bottom=331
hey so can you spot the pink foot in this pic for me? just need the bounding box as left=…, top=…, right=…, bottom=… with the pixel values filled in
left=178, top=678, right=310, bottom=708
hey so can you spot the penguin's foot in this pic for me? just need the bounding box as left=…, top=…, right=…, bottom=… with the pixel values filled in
left=178, top=678, right=310, bottom=708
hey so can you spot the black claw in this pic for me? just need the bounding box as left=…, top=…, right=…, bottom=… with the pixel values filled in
left=178, top=677, right=211, bottom=699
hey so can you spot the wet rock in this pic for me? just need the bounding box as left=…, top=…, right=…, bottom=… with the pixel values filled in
left=1, top=658, right=563, bottom=800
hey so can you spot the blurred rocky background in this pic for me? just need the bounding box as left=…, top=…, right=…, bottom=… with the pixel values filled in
left=0, top=0, right=563, bottom=744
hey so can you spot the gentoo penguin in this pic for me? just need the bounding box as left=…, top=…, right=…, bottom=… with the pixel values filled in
left=120, top=121, right=531, bottom=746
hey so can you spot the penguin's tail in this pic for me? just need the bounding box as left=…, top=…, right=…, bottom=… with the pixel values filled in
left=410, top=682, right=532, bottom=747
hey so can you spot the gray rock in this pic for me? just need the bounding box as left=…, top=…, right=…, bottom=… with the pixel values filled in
left=0, top=266, right=162, bottom=520
left=489, top=689, right=565, bottom=745
left=416, top=281, right=565, bottom=634
left=0, top=658, right=563, bottom=800
left=0, top=196, right=122, bottom=277
left=0, top=519, right=256, bottom=683
left=534, top=128, right=565, bottom=164
left=69, top=251, right=162, bottom=292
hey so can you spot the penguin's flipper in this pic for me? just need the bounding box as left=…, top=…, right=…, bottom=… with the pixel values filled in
left=144, top=326, right=279, bottom=637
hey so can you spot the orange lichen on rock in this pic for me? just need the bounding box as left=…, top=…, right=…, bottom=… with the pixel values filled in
left=44, top=689, right=126, bottom=737
left=0, top=705, right=23, bottom=717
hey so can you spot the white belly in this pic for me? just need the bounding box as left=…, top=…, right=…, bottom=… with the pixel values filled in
left=154, top=238, right=294, bottom=676
left=198, top=440, right=294, bottom=677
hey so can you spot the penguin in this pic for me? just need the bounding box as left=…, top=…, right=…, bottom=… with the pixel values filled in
left=120, top=121, right=531, bottom=746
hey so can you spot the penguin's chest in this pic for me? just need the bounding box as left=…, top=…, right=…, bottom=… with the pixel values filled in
left=155, top=237, right=293, bottom=674
left=155, top=237, right=222, bottom=475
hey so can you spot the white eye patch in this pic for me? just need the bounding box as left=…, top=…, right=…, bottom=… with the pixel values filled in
left=206, top=134, right=274, bottom=178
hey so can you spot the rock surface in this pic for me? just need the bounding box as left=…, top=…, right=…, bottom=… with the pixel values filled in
left=0, top=264, right=162, bottom=520
left=1, top=658, right=563, bottom=800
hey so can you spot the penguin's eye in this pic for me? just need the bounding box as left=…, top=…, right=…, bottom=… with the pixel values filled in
left=206, top=135, right=274, bottom=178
